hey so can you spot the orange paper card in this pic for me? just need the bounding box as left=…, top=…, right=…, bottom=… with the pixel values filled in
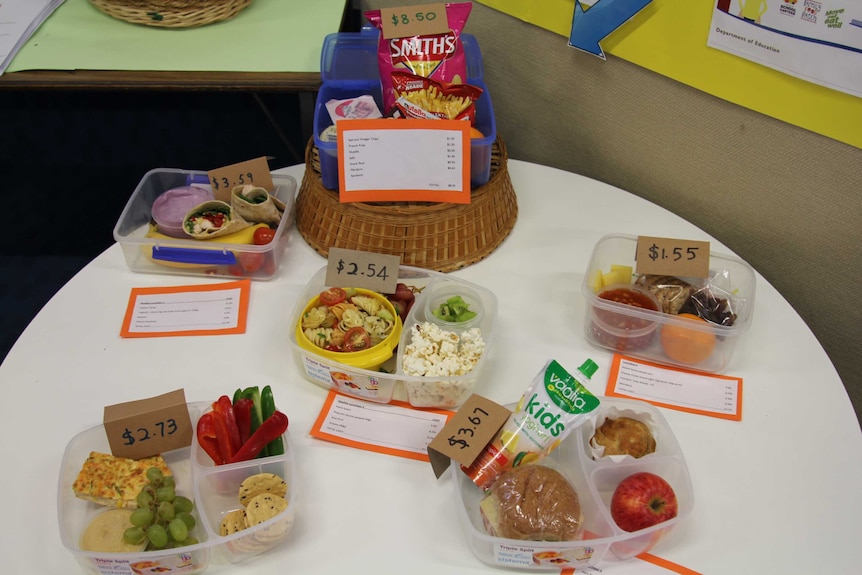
left=605, top=354, right=743, bottom=421
left=120, top=279, right=250, bottom=338
left=336, top=118, right=471, bottom=204
left=310, top=390, right=454, bottom=462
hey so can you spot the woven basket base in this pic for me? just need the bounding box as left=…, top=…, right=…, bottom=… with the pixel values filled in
left=296, top=138, right=518, bottom=273
left=89, top=0, right=251, bottom=28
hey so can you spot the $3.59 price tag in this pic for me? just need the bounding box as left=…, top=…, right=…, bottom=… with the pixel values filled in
left=325, top=248, right=400, bottom=294
left=635, top=236, right=711, bottom=279
left=380, top=3, right=449, bottom=39
left=103, top=389, right=193, bottom=460
left=427, top=394, right=511, bottom=479
left=207, top=156, right=274, bottom=202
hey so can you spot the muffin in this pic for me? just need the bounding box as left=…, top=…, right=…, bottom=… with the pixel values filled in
left=591, top=417, right=656, bottom=458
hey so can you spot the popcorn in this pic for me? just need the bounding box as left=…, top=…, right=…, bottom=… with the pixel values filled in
left=402, top=322, right=485, bottom=377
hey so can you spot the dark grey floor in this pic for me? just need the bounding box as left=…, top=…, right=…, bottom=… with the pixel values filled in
left=0, top=89, right=309, bottom=363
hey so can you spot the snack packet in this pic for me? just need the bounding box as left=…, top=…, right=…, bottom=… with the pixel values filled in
left=365, top=2, right=473, bottom=114
left=391, top=71, right=483, bottom=123
left=462, top=359, right=601, bottom=491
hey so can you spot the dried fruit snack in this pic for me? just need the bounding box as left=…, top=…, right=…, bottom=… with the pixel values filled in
left=365, top=2, right=472, bottom=114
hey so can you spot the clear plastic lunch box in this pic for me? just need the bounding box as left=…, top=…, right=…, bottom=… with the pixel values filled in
left=452, top=396, right=693, bottom=570
left=287, top=265, right=497, bottom=409
left=58, top=402, right=296, bottom=575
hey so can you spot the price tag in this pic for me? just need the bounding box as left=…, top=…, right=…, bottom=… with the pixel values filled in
left=325, top=248, right=400, bottom=294
left=380, top=3, right=449, bottom=39
left=427, top=394, right=511, bottom=479
left=103, top=389, right=193, bottom=460
left=635, top=236, right=711, bottom=278
left=207, top=156, right=274, bottom=202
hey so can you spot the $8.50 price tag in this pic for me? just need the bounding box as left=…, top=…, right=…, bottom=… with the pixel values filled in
left=427, top=394, right=511, bottom=479
left=103, top=389, right=193, bottom=460
left=325, top=248, right=400, bottom=294
left=207, top=156, right=274, bottom=202
left=635, top=236, right=711, bottom=279
left=380, top=3, right=449, bottom=39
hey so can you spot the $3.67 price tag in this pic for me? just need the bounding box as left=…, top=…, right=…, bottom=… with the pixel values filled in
left=635, top=236, right=711, bottom=279
left=427, top=394, right=511, bottom=479
left=103, top=389, right=193, bottom=460
left=325, top=248, right=400, bottom=294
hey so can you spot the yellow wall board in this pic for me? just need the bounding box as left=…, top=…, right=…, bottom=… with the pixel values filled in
left=475, top=0, right=862, bottom=150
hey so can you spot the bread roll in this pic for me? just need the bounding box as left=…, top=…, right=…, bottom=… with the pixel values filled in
left=479, top=464, right=582, bottom=541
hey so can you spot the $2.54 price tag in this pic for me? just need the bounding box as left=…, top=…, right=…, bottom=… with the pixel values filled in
left=427, top=394, right=511, bottom=479
left=380, top=3, right=449, bottom=39
left=635, top=236, right=711, bottom=279
left=103, top=389, right=193, bottom=460
left=325, top=248, right=400, bottom=294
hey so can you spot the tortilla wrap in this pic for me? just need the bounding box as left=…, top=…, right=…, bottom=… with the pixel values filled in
left=231, top=185, right=286, bottom=225
left=183, top=200, right=250, bottom=239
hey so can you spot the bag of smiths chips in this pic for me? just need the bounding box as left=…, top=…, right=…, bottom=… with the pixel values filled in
left=365, top=2, right=472, bottom=116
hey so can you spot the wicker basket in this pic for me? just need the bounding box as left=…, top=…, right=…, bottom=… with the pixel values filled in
left=295, top=137, right=518, bottom=273
left=89, top=0, right=251, bottom=28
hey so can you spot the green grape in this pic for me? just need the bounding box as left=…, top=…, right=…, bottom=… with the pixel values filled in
left=179, top=536, right=199, bottom=547
left=158, top=501, right=175, bottom=522
left=161, top=475, right=176, bottom=490
left=136, top=489, right=154, bottom=509
left=146, top=524, right=169, bottom=548
left=168, top=517, right=189, bottom=542
left=123, top=526, right=146, bottom=546
left=130, top=508, right=154, bottom=528
left=145, top=467, right=164, bottom=485
left=176, top=511, right=196, bottom=531
left=173, top=495, right=193, bottom=514
left=156, top=485, right=176, bottom=503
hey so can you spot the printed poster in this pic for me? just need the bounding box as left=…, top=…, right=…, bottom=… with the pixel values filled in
left=708, top=0, right=862, bottom=98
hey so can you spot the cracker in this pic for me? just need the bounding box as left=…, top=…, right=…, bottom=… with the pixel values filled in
left=219, top=509, right=247, bottom=536
left=244, top=493, right=288, bottom=527
left=238, top=472, right=288, bottom=506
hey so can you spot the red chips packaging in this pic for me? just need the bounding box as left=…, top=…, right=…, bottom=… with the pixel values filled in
left=391, top=71, right=483, bottom=124
left=366, top=2, right=473, bottom=114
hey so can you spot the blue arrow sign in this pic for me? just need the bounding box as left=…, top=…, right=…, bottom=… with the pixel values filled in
left=569, top=0, right=653, bottom=59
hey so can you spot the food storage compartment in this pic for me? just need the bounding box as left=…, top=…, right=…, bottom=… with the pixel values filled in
left=58, top=403, right=213, bottom=575
left=312, top=30, right=496, bottom=190
left=451, top=397, right=693, bottom=570
left=192, top=422, right=296, bottom=564
left=582, top=234, right=756, bottom=373
left=113, top=169, right=297, bottom=280
left=287, top=265, right=497, bottom=409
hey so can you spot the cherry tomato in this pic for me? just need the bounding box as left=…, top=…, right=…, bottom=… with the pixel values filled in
left=238, top=252, right=264, bottom=273
left=319, top=287, right=347, bottom=306
left=342, top=327, right=371, bottom=352
left=253, top=227, right=276, bottom=245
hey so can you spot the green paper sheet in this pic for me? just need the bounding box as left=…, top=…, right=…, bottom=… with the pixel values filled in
left=7, top=0, right=346, bottom=73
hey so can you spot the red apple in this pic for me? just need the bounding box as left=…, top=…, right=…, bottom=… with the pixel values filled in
left=610, top=472, right=678, bottom=532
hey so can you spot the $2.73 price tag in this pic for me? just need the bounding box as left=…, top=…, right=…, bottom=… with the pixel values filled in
left=325, top=248, right=400, bottom=294
left=635, top=236, right=711, bottom=279
left=103, top=389, right=193, bottom=460
left=427, top=394, right=511, bottom=479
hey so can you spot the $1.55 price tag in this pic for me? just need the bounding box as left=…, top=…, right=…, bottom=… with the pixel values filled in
left=635, top=236, right=711, bottom=278
left=380, top=3, right=449, bottom=39
left=207, top=156, right=274, bottom=202
left=103, top=389, right=193, bottom=460
left=325, top=248, right=400, bottom=294
left=427, top=394, right=511, bottom=479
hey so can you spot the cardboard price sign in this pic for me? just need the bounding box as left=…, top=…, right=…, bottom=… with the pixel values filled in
left=325, top=248, right=400, bottom=294
left=104, top=389, right=193, bottom=460
left=427, top=394, right=511, bottom=479
left=207, top=156, right=274, bottom=202
left=380, top=3, right=449, bottom=39
left=635, top=236, right=711, bottom=278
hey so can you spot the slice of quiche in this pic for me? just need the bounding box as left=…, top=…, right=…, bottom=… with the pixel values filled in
left=72, top=451, right=172, bottom=509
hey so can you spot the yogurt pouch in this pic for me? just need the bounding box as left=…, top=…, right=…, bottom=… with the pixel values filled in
left=462, top=359, right=600, bottom=491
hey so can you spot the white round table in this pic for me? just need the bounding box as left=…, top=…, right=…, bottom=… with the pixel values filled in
left=2, top=160, right=859, bottom=574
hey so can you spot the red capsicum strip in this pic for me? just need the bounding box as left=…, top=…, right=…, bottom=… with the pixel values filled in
left=227, top=411, right=289, bottom=464
left=196, top=413, right=225, bottom=465
left=233, top=397, right=253, bottom=445
left=213, top=395, right=242, bottom=456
